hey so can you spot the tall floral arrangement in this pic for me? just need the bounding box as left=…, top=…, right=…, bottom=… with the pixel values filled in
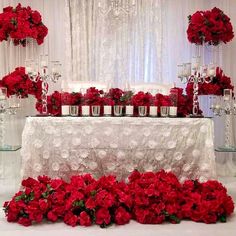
left=187, top=7, right=234, bottom=45
left=0, top=3, right=48, bottom=46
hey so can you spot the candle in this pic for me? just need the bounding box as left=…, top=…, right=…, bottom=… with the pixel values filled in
left=0, top=95, right=6, bottom=100
left=41, top=61, right=47, bottom=67
left=104, top=105, right=112, bottom=116
left=149, top=106, right=157, bottom=117
left=82, top=105, right=90, bottom=116
left=169, top=106, right=177, bottom=117
left=215, top=104, right=221, bottom=109
left=26, top=66, right=32, bottom=74
left=62, top=105, right=70, bottom=116
left=125, top=105, right=134, bottom=116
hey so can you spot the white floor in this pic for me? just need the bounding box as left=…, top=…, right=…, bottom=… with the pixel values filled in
left=0, top=177, right=236, bottom=236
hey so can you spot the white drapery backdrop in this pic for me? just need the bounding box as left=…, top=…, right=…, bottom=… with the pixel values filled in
left=0, top=0, right=235, bottom=177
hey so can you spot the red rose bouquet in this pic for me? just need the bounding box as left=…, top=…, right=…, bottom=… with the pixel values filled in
left=105, top=88, right=124, bottom=105
left=131, top=91, right=153, bottom=106
left=187, top=7, right=234, bottom=45
left=0, top=3, right=48, bottom=46
left=186, top=67, right=234, bottom=96
left=82, top=87, right=104, bottom=106
left=0, top=67, right=42, bottom=99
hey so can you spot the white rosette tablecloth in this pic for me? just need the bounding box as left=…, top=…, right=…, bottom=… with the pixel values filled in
left=21, top=117, right=216, bottom=182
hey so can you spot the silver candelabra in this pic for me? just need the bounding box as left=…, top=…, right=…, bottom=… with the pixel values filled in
left=26, top=55, right=62, bottom=115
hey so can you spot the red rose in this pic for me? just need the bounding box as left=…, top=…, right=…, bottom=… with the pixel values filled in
left=31, top=10, right=42, bottom=24
left=47, top=211, right=58, bottom=222
left=18, top=217, right=32, bottom=226
left=79, top=211, right=92, bottom=226
left=85, top=197, right=96, bottom=209
left=64, top=212, right=79, bottom=227
left=95, top=208, right=111, bottom=225
left=114, top=207, right=131, bottom=225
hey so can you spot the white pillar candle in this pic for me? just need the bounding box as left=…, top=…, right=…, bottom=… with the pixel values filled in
left=125, top=105, right=133, bottom=116
left=104, top=105, right=112, bottom=116
left=169, top=106, right=177, bottom=117
left=149, top=106, right=157, bottom=117
left=61, top=105, right=70, bottom=116
left=82, top=105, right=90, bottom=116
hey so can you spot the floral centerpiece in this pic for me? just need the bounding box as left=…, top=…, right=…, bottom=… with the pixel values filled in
left=187, top=7, right=234, bottom=45
left=131, top=91, right=153, bottom=107
left=0, top=67, right=42, bottom=99
left=0, top=3, right=48, bottom=46
left=82, top=87, right=104, bottom=106
left=186, top=67, right=234, bottom=96
left=3, top=170, right=234, bottom=227
left=105, top=88, right=124, bottom=105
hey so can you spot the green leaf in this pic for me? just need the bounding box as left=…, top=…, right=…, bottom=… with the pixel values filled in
left=90, top=190, right=97, bottom=197
left=169, top=215, right=181, bottom=224
left=219, top=215, right=227, bottom=223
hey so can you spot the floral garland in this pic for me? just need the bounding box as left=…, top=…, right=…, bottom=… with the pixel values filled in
left=0, top=67, right=42, bottom=99
left=187, top=7, right=234, bottom=45
left=0, top=3, right=48, bottom=46
left=186, top=67, right=234, bottom=96
left=3, top=170, right=234, bottom=227
left=35, top=87, right=193, bottom=117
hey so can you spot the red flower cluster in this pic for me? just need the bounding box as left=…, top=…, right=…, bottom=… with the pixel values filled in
left=187, top=7, right=234, bottom=45
left=186, top=67, right=234, bottom=96
left=181, top=179, right=234, bottom=223
left=36, top=91, right=62, bottom=116
left=83, top=87, right=104, bottom=106
left=131, top=91, right=153, bottom=106
left=105, top=88, right=124, bottom=105
left=0, top=3, right=48, bottom=46
left=3, top=170, right=234, bottom=227
left=129, top=170, right=183, bottom=224
left=0, top=67, right=42, bottom=99
left=4, top=174, right=132, bottom=227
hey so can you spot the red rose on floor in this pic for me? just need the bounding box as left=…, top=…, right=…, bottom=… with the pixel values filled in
left=18, top=217, right=32, bottom=226
left=79, top=211, right=92, bottom=226
left=114, top=207, right=131, bottom=225
left=95, top=208, right=111, bottom=226
left=64, top=212, right=79, bottom=227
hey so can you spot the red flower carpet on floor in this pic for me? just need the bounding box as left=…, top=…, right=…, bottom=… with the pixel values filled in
left=3, top=170, right=234, bottom=227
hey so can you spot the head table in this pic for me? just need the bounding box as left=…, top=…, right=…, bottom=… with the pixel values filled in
left=20, top=117, right=216, bottom=182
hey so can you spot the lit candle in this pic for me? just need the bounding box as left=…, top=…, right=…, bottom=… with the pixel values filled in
left=61, top=105, right=70, bottom=116
left=149, top=106, right=157, bottom=117
left=125, top=105, right=134, bottom=116
left=82, top=105, right=90, bottom=116
left=169, top=106, right=177, bottom=117
left=104, top=105, right=112, bottom=116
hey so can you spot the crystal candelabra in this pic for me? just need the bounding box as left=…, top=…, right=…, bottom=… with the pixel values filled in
left=0, top=87, right=21, bottom=151
left=177, top=54, right=216, bottom=117
left=98, top=0, right=137, bottom=17
left=211, top=89, right=236, bottom=151
left=26, top=55, right=62, bottom=115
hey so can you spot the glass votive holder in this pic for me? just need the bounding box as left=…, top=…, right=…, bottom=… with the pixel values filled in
left=69, top=105, right=79, bottom=116
left=81, top=105, right=90, bottom=116
left=61, top=105, right=70, bottom=116
left=169, top=106, right=177, bottom=117
left=0, top=87, right=7, bottom=100
left=103, top=105, right=112, bottom=116
left=138, top=106, right=147, bottom=117
left=91, top=105, right=100, bottom=116
left=149, top=106, right=158, bottom=117
left=125, top=105, right=134, bottom=116
left=113, top=105, right=123, bottom=116
left=160, top=106, right=169, bottom=117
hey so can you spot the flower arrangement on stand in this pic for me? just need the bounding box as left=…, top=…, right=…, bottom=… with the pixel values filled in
left=187, top=7, right=234, bottom=45
left=3, top=170, right=234, bottom=227
left=0, top=3, right=48, bottom=46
